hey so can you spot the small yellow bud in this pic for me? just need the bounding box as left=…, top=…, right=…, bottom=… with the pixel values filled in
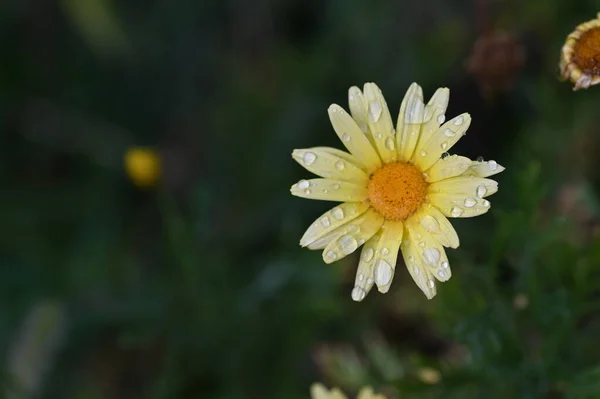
left=124, top=147, right=161, bottom=188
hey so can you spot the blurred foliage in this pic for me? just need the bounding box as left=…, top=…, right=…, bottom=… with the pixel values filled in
left=2, top=0, right=600, bottom=398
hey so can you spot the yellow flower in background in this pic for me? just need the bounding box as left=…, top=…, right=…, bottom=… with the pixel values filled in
left=310, top=383, right=387, bottom=399
left=560, top=13, right=600, bottom=90
left=291, top=83, right=504, bottom=301
left=124, top=147, right=161, bottom=188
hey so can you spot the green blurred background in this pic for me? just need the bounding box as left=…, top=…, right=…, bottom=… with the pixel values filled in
left=2, top=0, right=600, bottom=398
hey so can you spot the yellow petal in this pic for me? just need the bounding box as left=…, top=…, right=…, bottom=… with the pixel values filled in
left=414, top=204, right=459, bottom=248
left=428, top=176, right=498, bottom=198
left=312, top=146, right=368, bottom=172
left=413, top=113, right=471, bottom=171
left=290, top=178, right=367, bottom=202
left=396, top=83, right=425, bottom=161
left=322, top=209, right=384, bottom=264
left=405, top=217, right=452, bottom=282
left=292, top=148, right=369, bottom=183
left=363, top=83, right=397, bottom=163
left=348, top=86, right=369, bottom=134
left=401, top=226, right=437, bottom=299
left=425, top=155, right=471, bottom=182
left=429, top=193, right=491, bottom=218
left=461, top=159, right=505, bottom=178
left=351, top=221, right=403, bottom=301
left=418, top=88, right=450, bottom=147
left=328, top=104, right=382, bottom=173
left=300, top=202, right=370, bottom=248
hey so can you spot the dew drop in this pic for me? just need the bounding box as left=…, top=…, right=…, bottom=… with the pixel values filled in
left=437, top=114, right=445, bottom=124
left=304, top=189, right=311, bottom=195
left=362, top=248, right=374, bottom=262
left=428, top=279, right=435, bottom=288
left=443, top=128, right=455, bottom=137
left=464, top=197, right=477, bottom=208
left=453, top=116, right=464, bottom=125
left=351, top=286, right=366, bottom=301
left=349, top=94, right=354, bottom=101
left=423, top=247, right=441, bottom=266
left=375, top=132, right=383, bottom=139
left=420, top=150, right=427, bottom=157
left=338, top=235, right=359, bottom=254
left=476, top=184, right=487, bottom=198
left=358, top=238, right=365, bottom=245
left=366, top=277, right=374, bottom=286
left=303, top=152, right=316, bottom=165
left=374, top=259, right=393, bottom=286
left=326, top=251, right=337, bottom=261
left=335, top=160, right=346, bottom=170
left=420, top=215, right=440, bottom=233
left=483, top=200, right=490, bottom=208
left=368, top=101, right=382, bottom=122
left=332, top=184, right=340, bottom=190
left=358, top=273, right=365, bottom=281
left=451, top=207, right=464, bottom=217
left=322, top=189, right=328, bottom=193
left=320, top=216, right=331, bottom=227
left=385, top=137, right=395, bottom=151
left=342, top=133, right=351, bottom=142
left=441, top=261, right=449, bottom=268
left=419, top=241, right=425, bottom=248
left=408, top=256, right=415, bottom=262
left=297, top=179, right=309, bottom=189
left=441, top=141, right=448, bottom=150
left=488, top=160, right=498, bottom=171
left=381, top=247, right=390, bottom=256
left=332, top=208, right=344, bottom=220
left=437, top=270, right=447, bottom=279
left=476, top=156, right=484, bottom=162
left=441, top=152, right=450, bottom=159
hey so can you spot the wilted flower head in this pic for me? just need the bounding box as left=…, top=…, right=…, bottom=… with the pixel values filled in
left=560, top=13, right=600, bottom=90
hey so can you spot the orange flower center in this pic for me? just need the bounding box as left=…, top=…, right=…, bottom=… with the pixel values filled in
left=573, top=27, right=600, bottom=75
left=367, top=162, right=428, bottom=221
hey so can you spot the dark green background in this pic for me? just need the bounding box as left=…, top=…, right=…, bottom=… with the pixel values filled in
left=2, top=1, right=600, bottom=398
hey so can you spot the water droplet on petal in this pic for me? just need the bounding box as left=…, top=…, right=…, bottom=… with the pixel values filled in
left=375, top=132, right=382, bottom=139
left=420, top=150, right=427, bottom=157
left=304, top=189, right=311, bottom=195
left=420, top=215, right=440, bottom=233
left=451, top=207, right=464, bottom=217
left=453, top=116, right=464, bottom=125
left=303, top=152, right=316, bottom=165
left=443, top=128, right=455, bottom=137
left=385, top=137, right=395, bottom=151
left=326, top=250, right=337, bottom=261
left=437, top=114, right=445, bottom=124
left=441, top=261, right=449, bottom=268
left=441, top=152, right=449, bottom=159
left=335, top=160, right=346, bottom=170
left=351, top=286, right=366, bottom=301
left=320, top=216, right=331, bottom=227
left=483, top=200, right=490, bottom=207
left=441, top=142, right=448, bottom=150
left=368, top=101, right=382, bottom=122
left=437, top=270, right=446, bottom=279
left=342, top=133, right=351, bottom=142
left=338, top=235, right=358, bottom=254
left=408, top=256, right=415, bottom=262
left=419, top=241, right=425, bottom=248
left=476, top=184, right=487, bottom=198
left=464, top=197, right=477, bottom=207
left=374, top=259, right=393, bottom=286
left=381, top=247, right=390, bottom=256
left=488, top=160, right=498, bottom=170
left=332, top=184, right=340, bottom=190
left=358, top=273, right=365, bottom=281
left=423, top=247, right=441, bottom=266
left=476, top=156, right=484, bottom=162
left=332, top=208, right=344, bottom=220
left=322, top=189, right=328, bottom=193
left=362, top=248, right=374, bottom=262
left=413, top=266, right=420, bottom=275
left=428, top=279, right=435, bottom=288
left=297, top=180, right=309, bottom=189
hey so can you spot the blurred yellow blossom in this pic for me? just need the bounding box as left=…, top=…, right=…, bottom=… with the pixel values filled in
left=560, top=13, right=600, bottom=90
left=124, top=147, right=161, bottom=188
left=310, top=383, right=387, bottom=399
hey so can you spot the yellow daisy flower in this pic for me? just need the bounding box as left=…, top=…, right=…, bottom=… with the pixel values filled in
left=310, top=383, right=387, bottom=399
left=560, top=13, right=600, bottom=90
left=290, top=83, right=504, bottom=301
